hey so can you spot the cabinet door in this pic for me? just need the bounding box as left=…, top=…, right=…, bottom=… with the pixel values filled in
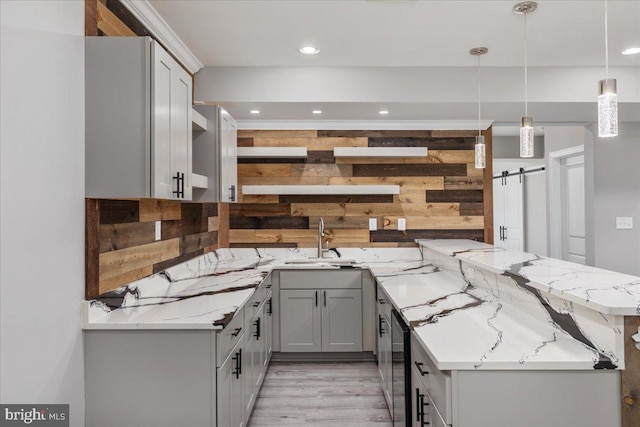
left=219, top=108, right=237, bottom=202
left=378, top=310, right=393, bottom=414
left=264, top=293, right=273, bottom=366
left=242, top=332, right=255, bottom=421
left=151, top=41, right=174, bottom=200
left=170, top=63, right=192, bottom=200
left=280, top=290, right=321, bottom=352
left=321, top=289, right=363, bottom=352
left=218, top=340, right=244, bottom=427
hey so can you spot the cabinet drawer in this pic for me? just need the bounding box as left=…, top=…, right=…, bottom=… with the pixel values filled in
left=411, top=332, right=452, bottom=424
left=376, top=284, right=392, bottom=322
left=245, top=281, right=269, bottom=321
left=216, top=307, right=245, bottom=367
left=280, top=270, right=361, bottom=290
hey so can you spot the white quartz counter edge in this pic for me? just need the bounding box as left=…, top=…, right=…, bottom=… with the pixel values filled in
left=417, top=239, right=640, bottom=316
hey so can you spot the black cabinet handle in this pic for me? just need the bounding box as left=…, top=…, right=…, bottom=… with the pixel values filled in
left=253, top=301, right=260, bottom=308
left=315, top=291, right=318, bottom=307
left=173, top=172, right=185, bottom=198
left=421, top=394, right=430, bottom=426
left=231, top=327, right=242, bottom=337
left=267, top=298, right=272, bottom=315
left=323, top=291, right=327, bottom=307
left=503, top=226, right=507, bottom=241
left=416, top=388, right=423, bottom=421
left=378, top=315, right=385, bottom=337
left=229, top=185, right=236, bottom=202
left=378, top=299, right=386, bottom=305
left=232, top=350, right=241, bottom=379
left=181, top=172, right=185, bottom=198
left=414, top=361, right=429, bottom=376
left=254, top=317, right=261, bottom=340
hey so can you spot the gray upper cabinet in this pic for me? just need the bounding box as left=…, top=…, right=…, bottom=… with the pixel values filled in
left=191, top=105, right=238, bottom=202
left=85, top=37, right=192, bottom=200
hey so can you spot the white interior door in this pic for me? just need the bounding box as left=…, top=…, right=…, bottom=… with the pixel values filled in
left=504, top=174, right=525, bottom=250
left=561, top=155, right=586, bottom=264
left=493, top=179, right=505, bottom=248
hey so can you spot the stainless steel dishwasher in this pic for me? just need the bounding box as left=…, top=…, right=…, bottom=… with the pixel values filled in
left=391, top=308, right=411, bottom=427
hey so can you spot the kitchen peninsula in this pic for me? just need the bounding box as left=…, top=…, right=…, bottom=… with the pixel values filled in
left=83, top=240, right=639, bottom=427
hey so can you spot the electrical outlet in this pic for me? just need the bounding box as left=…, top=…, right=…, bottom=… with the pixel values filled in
left=369, top=218, right=377, bottom=231
left=155, top=221, right=162, bottom=240
left=616, top=217, right=633, bottom=230
left=398, top=218, right=406, bottom=231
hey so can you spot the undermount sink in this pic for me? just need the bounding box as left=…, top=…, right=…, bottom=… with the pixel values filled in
left=284, top=258, right=356, bottom=265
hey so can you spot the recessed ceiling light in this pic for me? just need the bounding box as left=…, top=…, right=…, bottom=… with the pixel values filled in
left=379, top=110, right=389, bottom=115
left=622, top=47, right=640, bottom=55
left=250, top=110, right=260, bottom=114
left=312, top=110, right=322, bottom=114
left=300, top=46, right=320, bottom=55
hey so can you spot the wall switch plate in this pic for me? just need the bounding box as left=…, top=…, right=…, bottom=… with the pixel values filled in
left=616, top=217, right=633, bottom=230
left=369, top=218, right=377, bottom=231
left=398, top=218, right=406, bottom=231
left=155, top=221, right=162, bottom=240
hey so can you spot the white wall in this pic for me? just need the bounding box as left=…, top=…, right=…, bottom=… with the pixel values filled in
left=592, top=122, right=640, bottom=275
left=0, top=2, right=85, bottom=425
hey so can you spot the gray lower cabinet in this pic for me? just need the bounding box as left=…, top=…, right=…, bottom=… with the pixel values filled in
left=280, top=289, right=322, bottom=352
left=280, top=288, right=363, bottom=352
left=409, top=332, right=622, bottom=427
left=279, top=270, right=364, bottom=353
left=218, top=337, right=245, bottom=427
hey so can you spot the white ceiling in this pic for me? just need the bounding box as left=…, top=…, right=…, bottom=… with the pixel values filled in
left=149, top=0, right=640, bottom=67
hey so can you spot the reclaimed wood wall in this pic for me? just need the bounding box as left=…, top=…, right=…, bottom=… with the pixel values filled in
left=230, top=129, right=493, bottom=248
left=86, top=199, right=228, bottom=299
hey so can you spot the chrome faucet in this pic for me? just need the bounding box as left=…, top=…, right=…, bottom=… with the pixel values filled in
left=317, top=218, right=329, bottom=258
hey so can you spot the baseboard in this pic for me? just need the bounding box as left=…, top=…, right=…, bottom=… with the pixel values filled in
left=271, top=351, right=376, bottom=362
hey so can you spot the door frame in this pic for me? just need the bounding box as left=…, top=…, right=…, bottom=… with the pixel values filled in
left=548, top=144, right=584, bottom=259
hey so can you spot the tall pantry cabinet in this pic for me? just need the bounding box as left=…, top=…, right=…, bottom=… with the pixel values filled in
left=85, top=37, right=193, bottom=200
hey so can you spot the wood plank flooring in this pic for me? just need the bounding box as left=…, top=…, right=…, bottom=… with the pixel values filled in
left=247, top=362, right=392, bottom=427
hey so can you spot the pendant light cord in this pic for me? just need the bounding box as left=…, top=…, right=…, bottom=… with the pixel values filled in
left=524, top=11, right=528, bottom=117
left=477, top=55, right=481, bottom=138
left=605, top=0, right=609, bottom=78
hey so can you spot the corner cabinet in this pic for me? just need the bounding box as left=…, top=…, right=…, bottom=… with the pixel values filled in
left=85, top=36, right=193, bottom=200
left=192, top=105, right=238, bottom=202
left=279, top=270, right=363, bottom=352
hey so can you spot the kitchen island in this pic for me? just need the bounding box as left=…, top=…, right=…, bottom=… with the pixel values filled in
left=83, top=241, right=640, bottom=427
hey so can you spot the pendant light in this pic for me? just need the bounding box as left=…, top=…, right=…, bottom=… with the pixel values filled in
left=514, top=1, right=537, bottom=158
left=470, top=47, right=488, bottom=169
left=598, top=0, right=618, bottom=137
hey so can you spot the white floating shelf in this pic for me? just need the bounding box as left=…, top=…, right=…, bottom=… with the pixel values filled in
left=237, top=147, right=308, bottom=158
left=242, top=185, right=400, bottom=195
left=333, top=147, right=428, bottom=157
left=192, top=108, right=207, bottom=131
left=192, top=173, right=208, bottom=189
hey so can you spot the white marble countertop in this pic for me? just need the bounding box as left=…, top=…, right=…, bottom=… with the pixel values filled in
left=416, top=239, right=640, bottom=316
left=84, top=243, right=635, bottom=370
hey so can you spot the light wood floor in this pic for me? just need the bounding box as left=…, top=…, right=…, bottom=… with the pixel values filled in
left=247, top=361, right=393, bottom=427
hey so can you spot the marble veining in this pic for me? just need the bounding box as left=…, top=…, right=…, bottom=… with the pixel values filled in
left=83, top=241, right=636, bottom=371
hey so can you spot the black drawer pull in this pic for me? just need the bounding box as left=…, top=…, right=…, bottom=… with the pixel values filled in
left=231, top=327, right=242, bottom=337
left=378, top=315, right=385, bottom=337
left=253, top=302, right=260, bottom=307
left=267, top=298, right=272, bottom=315
left=415, top=361, right=429, bottom=376
left=254, top=317, right=261, bottom=339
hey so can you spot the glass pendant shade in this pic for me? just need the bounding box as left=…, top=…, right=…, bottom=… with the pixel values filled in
left=520, top=116, right=534, bottom=158
left=598, top=78, right=618, bottom=137
left=475, top=136, right=486, bottom=169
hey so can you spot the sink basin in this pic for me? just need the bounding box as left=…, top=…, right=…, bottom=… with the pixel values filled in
left=284, top=258, right=356, bottom=265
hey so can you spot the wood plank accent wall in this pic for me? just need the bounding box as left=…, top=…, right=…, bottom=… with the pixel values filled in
left=86, top=199, right=226, bottom=299
left=230, top=129, right=492, bottom=248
